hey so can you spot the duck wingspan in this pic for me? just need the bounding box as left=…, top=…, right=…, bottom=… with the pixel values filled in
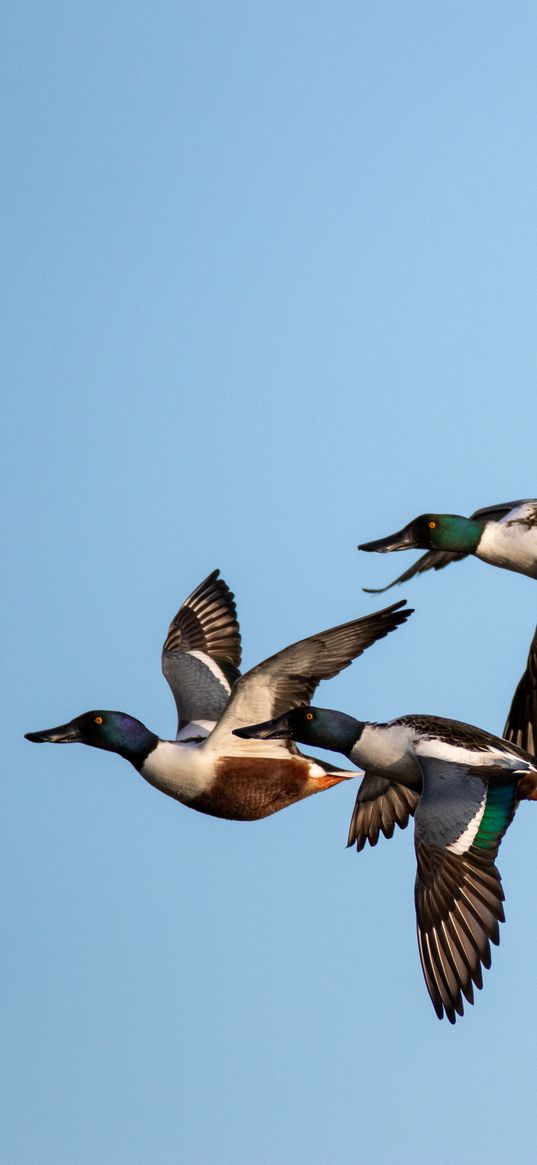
left=363, top=550, right=465, bottom=594
left=413, top=756, right=519, bottom=1022
left=206, top=601, right=413, bottom=756
left=162, top=570, right=242, bottom=736
left=346, top=774, right=419, bottom=850
left=503, top=624, right=537, bottom=756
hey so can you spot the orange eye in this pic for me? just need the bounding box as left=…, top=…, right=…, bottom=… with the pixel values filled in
left=428, top=521, right=437, bottom=529
left=306, top=712, right=314, bottom=721
left=94, top=716, right=103, bottom=725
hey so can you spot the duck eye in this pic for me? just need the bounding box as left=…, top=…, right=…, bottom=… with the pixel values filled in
left=428, top=520, right=437, bottom=529
left=94, top=716, right=103, bottom=725
left=306, top=712, right=314, bottom=721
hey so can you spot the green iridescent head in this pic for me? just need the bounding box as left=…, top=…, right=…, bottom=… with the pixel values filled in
left=359, top=513, right=486, bottom=555
left=25, top=710, right=158, bottom=768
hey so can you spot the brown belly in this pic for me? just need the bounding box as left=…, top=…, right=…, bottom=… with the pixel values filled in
left=189, top=756, right=347, bottom=821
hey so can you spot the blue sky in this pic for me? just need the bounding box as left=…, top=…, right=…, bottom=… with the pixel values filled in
left=4, top=3, right=537, bottom=1162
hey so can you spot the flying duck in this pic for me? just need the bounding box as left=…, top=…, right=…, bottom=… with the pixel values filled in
left=234, top=690, right=537, bottom=1022
left=344, top=619, right=537, bottom=853
left=25, top=570, right=412, bottom=823
left=357, top=499, right=537, bottom=593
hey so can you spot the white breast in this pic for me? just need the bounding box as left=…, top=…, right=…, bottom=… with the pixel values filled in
left=351, top=722, right=418, bottom=780
left=140, top=740, right=213, bottom=804
left=478, top=503, right=537, bottom=576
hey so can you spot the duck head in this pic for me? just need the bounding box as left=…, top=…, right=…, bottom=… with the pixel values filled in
left=25, top=710, right=158, bottom=768
left=359, top=513, right=484, bottom=555
left=234, top=705, right=362, bottom=757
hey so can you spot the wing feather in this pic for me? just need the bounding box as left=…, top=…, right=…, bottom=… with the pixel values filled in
left=469, top=499, right=533, bottom=522
left=414, top=842, right=505, bottom=1022
left=503, top=624, right=537, bottom=755
left=363, top=550, right=465, bottom=595
left=412, top=753, right=518, bottom=1021
left=162, top=570, right=241, bottom=734
left=346, top=774, right=420, bottom=850
left=207, top=601, right=413, bottom=756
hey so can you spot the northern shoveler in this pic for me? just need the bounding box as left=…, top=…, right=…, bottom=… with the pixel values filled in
left=25, top=570, right=412, bottom=822
left=234, top=644, right=537, bottom=1023
left=358, top=500, right=537, bottom=592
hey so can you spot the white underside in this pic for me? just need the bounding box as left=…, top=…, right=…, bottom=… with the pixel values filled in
left=141, top=740, right=214, bottom=803
left=477, top=503, right=537, bottom=576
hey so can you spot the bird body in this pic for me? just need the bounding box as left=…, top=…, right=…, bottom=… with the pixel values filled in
left=350, top=713, right=537, bottom=787
left=26, top=570, right=411, bottom=822
left=139, top=737, right=345, bottom=820
left=235, top=702, right=537, bottom=1021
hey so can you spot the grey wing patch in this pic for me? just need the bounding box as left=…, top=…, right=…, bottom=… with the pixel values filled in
left=503, top=624, right=537, bottom=756
left=207, top=600, right=413, bottom=755
left=414, top=758, right=490, bottom=851
left=162, top=570, right=242, bottom=733
left=415, top=755, right=520, bottom=857
left=164, top=653, right=232, bottom=734
left=415, top=842, right=504, bottom=1023
left=363, top=550, right=466, bottom=595
left=346, top=774, right=420, bottom=850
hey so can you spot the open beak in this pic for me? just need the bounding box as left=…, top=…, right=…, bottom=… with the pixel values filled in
left=358, top=522, right=418, bottom=554
left=233, top=713, right=292, bottom=741
left=25, top=719, right=84, bottom=744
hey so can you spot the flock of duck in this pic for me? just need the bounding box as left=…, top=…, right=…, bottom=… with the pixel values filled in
left=26, top=498, right=537, bottom=1024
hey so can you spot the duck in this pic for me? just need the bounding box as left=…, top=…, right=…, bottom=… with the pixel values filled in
left=357, top=499, right=537, bottom=593
left=234, top=691, right=537, bottom=1023
left=25, top=570, right=413, bottom=823
left=344, top=619, right=537, bottom=853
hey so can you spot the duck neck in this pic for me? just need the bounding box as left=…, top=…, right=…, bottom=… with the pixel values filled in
left=115, top=729, right=160, bottom=771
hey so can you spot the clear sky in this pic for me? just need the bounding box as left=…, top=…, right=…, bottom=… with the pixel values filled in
left=4, top=3, right=537, bottom=1162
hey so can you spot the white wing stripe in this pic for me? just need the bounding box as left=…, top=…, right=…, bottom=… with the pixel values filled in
left=188, top=650, right=232, bottom=692
left=447, top=792, right=487, bottom=855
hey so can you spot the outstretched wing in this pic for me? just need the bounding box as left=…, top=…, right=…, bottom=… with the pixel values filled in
left=413, top=756, right=519, bottom=1023
left=346, top=774, right=420, bottom=850
left=503, top=624, right=537, bottom=756
left=162, top=570, right=242, bottom=737
left=363, top=550, right=465, bottom=595
left=206, top=601, right=413, bottom=756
